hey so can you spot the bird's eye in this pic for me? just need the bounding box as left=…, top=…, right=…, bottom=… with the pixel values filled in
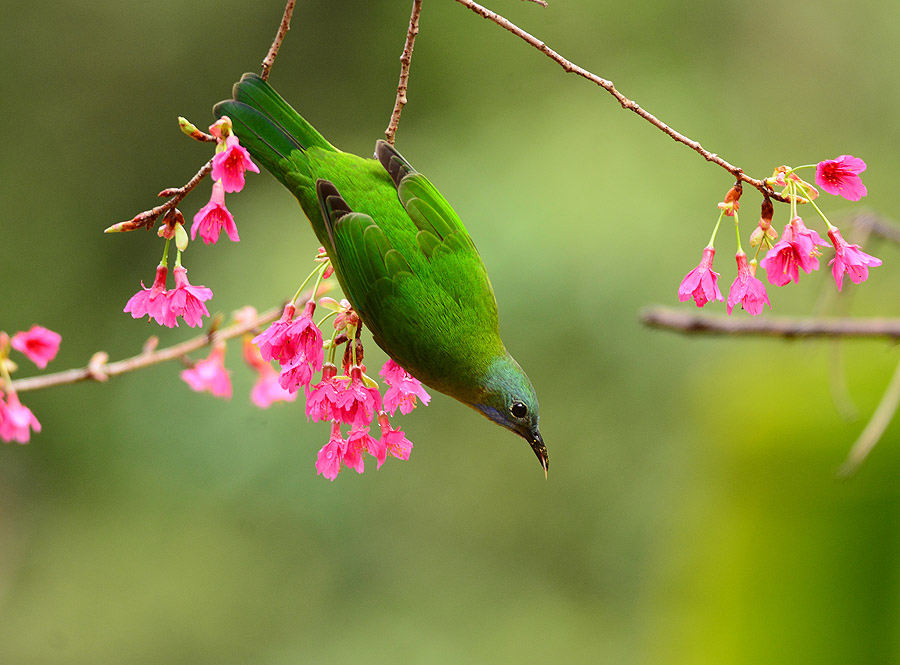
left=510, top=401, right=528, bottom=419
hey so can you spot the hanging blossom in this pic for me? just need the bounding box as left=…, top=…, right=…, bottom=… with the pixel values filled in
left=10, top=325, right=61, bottom=369
left=827, top=228, right=882, bottom=291
left=243, top=337, right=296, bottom=409
left=192, top=180, right=239, bottom=245
left=167, top=266, right=214, bottom=328
left=377, top=413, right=413, bottom=462
left=678, top=247, right=723, bottom=307
left=211, top=134, right=260, bottom=193
left=726, top=252, right=770, bottom=316
left=252, top=300, right=323, bottom=395
left=181, top=344, right=232, bottom=399
left=334, top=366, right=382, bottom=427
left=124, top=265, right=212, bottom=328
left=124, top=264, right=171, bottom=325
left=306, top=363, right=343, bottom=422
left=759, top=217, right=827, bottom=287
left=676, top=155, right=877, bottom=313
left=0, top=391, right=41, bottom=444
left=380, top=359, right=431, bottom=416
left=815, top=155, right=867, bottom=201
left=254, top=301, right=323, bottom=372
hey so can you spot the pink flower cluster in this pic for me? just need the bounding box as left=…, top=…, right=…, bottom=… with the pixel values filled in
left=249, top=299, right=427, bottom=480
left=1, top=325, right=61, bottom=444
left=191, top=121, right=259, bottom=245
left=678, top=155, right=880, bottom=314
left=125, top=265, right=213, bottom=328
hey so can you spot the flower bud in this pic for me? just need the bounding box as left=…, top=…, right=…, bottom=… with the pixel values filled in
left=175, top=223, right=189, bottom=251
left=209, top=117, right=233, bottom=140
left=178, top=117, right=215, bottom=142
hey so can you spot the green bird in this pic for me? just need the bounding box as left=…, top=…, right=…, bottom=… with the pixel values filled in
left=215, top=74, right=547, bottom=474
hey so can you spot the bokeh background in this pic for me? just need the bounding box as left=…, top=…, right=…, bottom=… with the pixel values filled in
left=3, top=1, right=900, bottom=663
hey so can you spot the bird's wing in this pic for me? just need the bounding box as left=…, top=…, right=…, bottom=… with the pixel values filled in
left=316, top=180, right=414, bottom=343
left=374, top=140, right=498, bottom=321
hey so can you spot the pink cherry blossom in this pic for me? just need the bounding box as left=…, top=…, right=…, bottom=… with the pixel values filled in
left=0, top=392, right=41, bottom=444
left=759, top=217, right=825, bottom=286
left=379, top=359, right=431, bottom=416
left=677, top=246, right=723, bottom=307
left=243, top=339, right=296, bottom=408
left=211, top=135, right=259, bottom=193
left=334, top=366, right=382, bottom=427
left=253, top=304, right=299, bottom=364
left=306, top=363, right=343, bottom=422
left=11, top=325, right=61, bottom=369
left=816, top=155, right=868, bottom=201
left=827, top=228, right=882, bottom=291
left=181, top=345, right=232, bottom=398
left=251, top=367, right=297, bottom=408
left=192, top=180, right=240, bottom=245
left=378, top=413, right=413, bottom=462
left=167, top=266, right=213, bottom=328
left=342, top=427, right=368, bottom=474
left=124, top=265, right=172, bottom=326
left=726, top=252, right=771, bottom=316
left=253, top=301, right=323, bottom=369
left=278, top=353, right=315, bottom=394
left=316, top=422, right=346, bottom=481
left=348, top=426, right=384, bottom=469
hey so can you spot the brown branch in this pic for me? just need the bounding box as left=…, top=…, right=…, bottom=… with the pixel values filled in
left=452, top=0, right=788, bottom=204
left=849, top=211, right=900, bottom=246
left=522, top=0, right=548, bottom=6
left=105, top=159, right=214, bottom=233
left=9, top=306, right=282, bottom=394
left=261, top=0, right=296, bottom=81
left=385, top=0, right=423, bottom=145
left=641, top=307, right=900, bottom=340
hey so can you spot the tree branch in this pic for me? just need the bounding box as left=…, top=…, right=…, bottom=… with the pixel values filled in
left=261, top=0, right=296, bottom=81
left=641, top=307, right=900, bottom=340
left=837, top=357, right=900, bottom=478
left=105, top=159, right=214, bottom=234
left=451, top=0, right=789, bottom=203
left=9, top=306, right=283, bottom=394
left=385, top=0, right=423, bottom=145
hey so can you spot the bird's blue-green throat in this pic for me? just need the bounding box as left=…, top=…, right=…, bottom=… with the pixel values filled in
left=215, top=74, right=547, bottom=474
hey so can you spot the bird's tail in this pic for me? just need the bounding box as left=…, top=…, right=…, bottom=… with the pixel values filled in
left=213, top=73, right=336, bottom=188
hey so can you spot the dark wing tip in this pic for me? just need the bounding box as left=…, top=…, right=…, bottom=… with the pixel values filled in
left=375, top=140, right=415, bottom=189
left=315, top=179, right=354, bottom=245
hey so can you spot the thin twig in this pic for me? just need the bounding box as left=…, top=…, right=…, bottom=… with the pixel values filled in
left=521, top=0, right=548, bottom=6
left=641, top=307, right=900, bottom=340
left=385, top=0, right=423, bottom=145
left=9, top=306, right=282, bottom=393
left=452, top=0, right=788, bottom=204
left=105, top=160, right=214, bottom=233
left=837, top=357, right=900, bottom=477
left=850, top=211, right=900, bottom=246
left=261, top=0, right=296, bottom=81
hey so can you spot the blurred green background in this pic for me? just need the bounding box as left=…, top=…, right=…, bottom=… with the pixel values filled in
left=3, top=1, right=900, bottom=663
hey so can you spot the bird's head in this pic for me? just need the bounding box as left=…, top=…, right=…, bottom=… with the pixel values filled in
left=471, top=354, right=547, bottom=476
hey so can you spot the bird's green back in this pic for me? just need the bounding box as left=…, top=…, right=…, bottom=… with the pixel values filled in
left=215, top=75, right=505, bottom=401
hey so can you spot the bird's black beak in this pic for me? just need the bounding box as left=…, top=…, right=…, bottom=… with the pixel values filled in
left=530, top=429, right=549, bottom=479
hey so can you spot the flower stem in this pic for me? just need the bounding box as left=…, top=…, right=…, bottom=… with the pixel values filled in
left=160, top=237, right=172, bottom=267
left=804, top=191, right=836, bottom=230
left=0, top=353, right=16, bottom=397
left=706, top=209, right=726, bottom=248
left=291, top=260, right=329, bottom=305
left=734, top=210, right=743, bottom=254
left=316, top=311, right=338, bottom=329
